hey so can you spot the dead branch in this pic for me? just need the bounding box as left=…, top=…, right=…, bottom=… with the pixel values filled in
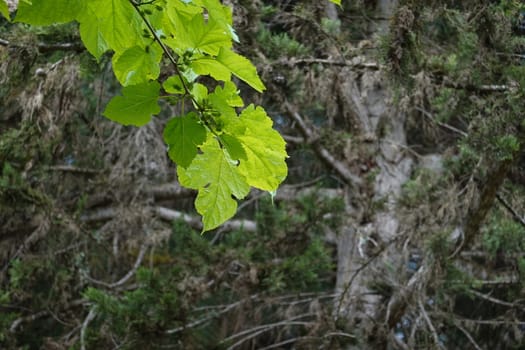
left=284, top=102, right=363, bottom=187
left=463, top=154, right=518, bottom=249
left=414, top=106, right=467, bottom=137
left=276, top=57, right=380, bottom=70
left=47, top=165, right=102, bottom=174
left=496, top=193, right=525, bottom=229
left=418, top=299, right=445, bottom=350
left=0, top=37, right=84, bottom=53
left=80, top=307, right=96, bottom=350
left=155, top=206, right=257, bottom=232
left=454, top=322, right=483, bottom=350
left=85, top=244, right=148, bottom=289
left=469, top=289, right=524, bottom=309
left=221, top=312, right=317, bottom=350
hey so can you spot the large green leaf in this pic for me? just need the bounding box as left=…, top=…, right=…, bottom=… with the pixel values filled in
left=113, top=45, right=163, bottom=86
left=0, top=0, right=10, bottom=21
left=76, top=0, right=142, bottom=54
left=217, top=47, right=265, bottom=92
left=163, top=113, right=207, bottom=168
left=16, top=0, right=83, bottom=25
left=178, top=137, right=250, bottom=231
left=103, top=82, right=161, bottom=126
left=78, top=4, right=109, bottom=60
left=191, top=48, right=265, bottom=92
left=225, top=105, right=287, bottom=191
left=208, top=81, right=243, bottom=120
left=185, top=16, right=232, bottom=55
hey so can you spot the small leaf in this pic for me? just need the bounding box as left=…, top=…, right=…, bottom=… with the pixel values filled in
left=76, top=0, right=143, bottom=54
left=0, top=0, right=10, bottom=21
left=192, top=48, right=265, bottom=92
left=225, top=105, right=287, bottom=191
left=16, top=0, right=84, bottom=25
left=216, top=47, right=265, bottom=92
left=78, top=6, right=109, bottom=60
left=103, top=81, right=161, bottom=126
left=329, top=0, right=341, bottom=6
left=163, top=75, right=186, bottom=94
left=178, top=136, right=250, bottom=231
left=163, top=112, right=207, bottom=168
left=207, top=81, right=243, bottom=120
left=113, top=45, right=162, bottom=86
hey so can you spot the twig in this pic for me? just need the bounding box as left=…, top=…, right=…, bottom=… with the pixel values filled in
left=335, top=236, right=398, bottom=320
left=85, top=244, right=148, bottom=289
left=469, top=289, right=521, bottom=309
left=156, top=207, right=257, bottom=232
left=496, top=193, right=525, bottom=229
left=414, top=107, right=467, bottom=137
left=418, top=299, right=445, bottom=350
left=284, top=102, right=362, bottom=187
left=80, top=307, right=97, bottom=350
left=454, top=322, right=483, bottom=350
left=224, top=316, right=315, bottom=350
left=221, top=313, right=315, bottom=344
left=47, top=165, right=101, bottom=174
left=0, top=37, right=84, bottom=52
left=276, top=57, right=380, bottom=70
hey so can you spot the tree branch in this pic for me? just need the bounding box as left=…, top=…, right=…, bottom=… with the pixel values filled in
left=84, top=244, right=149, bottom=289
left=284, top=102, right=363, bottom=187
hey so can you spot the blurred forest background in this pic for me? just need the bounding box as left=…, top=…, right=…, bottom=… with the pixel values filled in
left=2, top=0, right=525, bottom=349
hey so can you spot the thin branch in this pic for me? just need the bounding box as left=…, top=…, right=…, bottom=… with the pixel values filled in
left=414, top=107, right=467, bottom=137
left=336, top=236, right=398, bottom=320
left=156, top=207, right=257, bottom=232
left=418, top=299, right=445, bottom=350
left=454, top=323, right=483, bottom=350
left=496, top=193, right=525, bottom=229
left=85, top=244, right=148, bottom=289
left=276, top=57, right=380, bottom=70
left=47, top=165, right=102, bottom=174
left=284, top=102, right=362, bottom=187
left=221, top=313, right=316, bottom=344
left=469, top=289, right=523, bottom=309
left=0, top=37, right=84, bottom=52
left=80, top=307, right=97, bottom=350
left=10, top=310, right=51, bottom=332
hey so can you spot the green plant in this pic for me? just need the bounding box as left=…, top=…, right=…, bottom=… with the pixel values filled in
left=8, top=0, right=289, bottom=231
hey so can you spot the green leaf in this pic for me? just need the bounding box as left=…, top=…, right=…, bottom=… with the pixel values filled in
left=191, top=48, right=265, bottom=92
left=112, top=45, right=162, bottom=86
left=78, top=5, right=109, bottom=60
left=329, top=0, right=341, bottom=6
left=185, top=16, right=233, bottom=55
left=226, top=105, right=287, bottom=191
left=103, top=82, right=161, bottom=126
left=220, top=133, right=247, bottom=161
left=163, top=75, right=186, bottom=95
left=163, top=113, right=207, bottom=168
left=76, top=0, right=142, bottom=54
left=16, top=0, right=83, bottom=25
left=192, top=83, right=208, bottom=104
left=0, top=0, right=10, bottom=21
left=191, top=57, right=231, bottom=81
left=207, top=81, right=243, bottom=120
left=216, top=47, right=265, bottom=92
left=178, top=136, right=250, bottom=231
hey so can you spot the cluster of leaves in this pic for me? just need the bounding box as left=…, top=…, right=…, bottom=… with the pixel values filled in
left=2, top=0, right=291, bottom=231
